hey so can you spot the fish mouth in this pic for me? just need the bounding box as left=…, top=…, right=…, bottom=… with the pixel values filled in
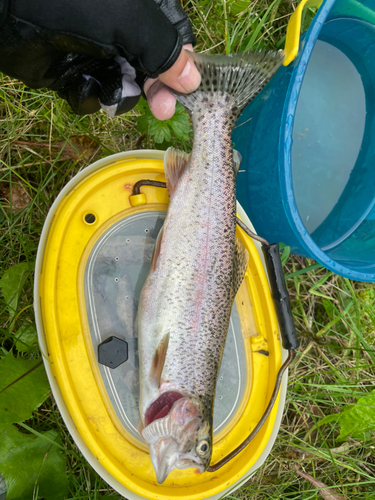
left=151, top=439, right=206, bottom=484
left=144, top=391, right=185, bottom=427
left=142, top=395, right=210, bottom=483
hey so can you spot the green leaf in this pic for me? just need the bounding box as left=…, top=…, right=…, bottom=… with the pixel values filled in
left=154, top=140, right=175, bottom=151
left=134, top=97, right=148, bottom=114
left=322, top=298, right=335, bottom=319
left=315, top=300, right=354, bottom=337
left=135, top=113, right=151, bottom=134
left=243, top=0, right=282, bottom=52
left=284, top=263, right=324, bottom=280
left=301, top=7, right=318, bottom=33
left=231, top=1, right=251, bottom=15
left=305, top=413, right=342, bottom=440
left=135, top=97, right=191, bottom=146
left=0, top=424, right=68, bottom=500
left=149, top=120, right=171, bottom=144
left=15, top=323, right=39, bottom=353
left=338, top=389, right=375, bottom=441
left=309, top=271, right=335, bottom=301
left=0, top=262, right=34, bottom=332
left=169, top=110, right=191, bottom=141
left=0, top=353, right=50, bottom=424
left=279, top=243, right=291, bottom=266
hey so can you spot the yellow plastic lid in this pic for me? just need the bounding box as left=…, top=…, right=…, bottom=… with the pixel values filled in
left=284, top=0, right=323, bottom=66
left=34, top=150, right=284, bottom=500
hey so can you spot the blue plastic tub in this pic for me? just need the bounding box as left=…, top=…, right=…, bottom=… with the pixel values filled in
left=234, top=0, right=375, bottom=281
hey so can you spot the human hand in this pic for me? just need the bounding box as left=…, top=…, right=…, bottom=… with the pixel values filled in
left=0, top=0, right=199, bottom=116
left=145, top=43, right=200, bottom=120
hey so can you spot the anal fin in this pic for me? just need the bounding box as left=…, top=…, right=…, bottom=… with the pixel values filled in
left=164, top=147, right=191, bottom=198
left=150, top=333, right=170, bottom=388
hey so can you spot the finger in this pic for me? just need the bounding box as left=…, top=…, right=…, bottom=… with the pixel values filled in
left=144, top=44, right=197, bottom=120
left=157, top=47, right=200, bottom=93
left=58, top=75, right=101, bottom=115
left=146, top=80, right=177, bottom=120
left=143, top=76, right=157, bottom=97
left=143, top=45, right=194, bottom=97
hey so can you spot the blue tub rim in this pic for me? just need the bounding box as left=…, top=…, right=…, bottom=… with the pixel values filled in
left=280, top=0, right=374, bottom=282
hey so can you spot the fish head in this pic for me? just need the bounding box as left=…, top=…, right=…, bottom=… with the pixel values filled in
left=142, top=393, right=212, bottom=484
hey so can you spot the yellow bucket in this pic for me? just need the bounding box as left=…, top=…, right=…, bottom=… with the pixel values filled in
left=34, top=150, right=287, bottom=500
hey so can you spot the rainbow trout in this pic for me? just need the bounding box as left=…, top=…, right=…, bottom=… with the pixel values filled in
left=137, top=50, right=284, bottom=483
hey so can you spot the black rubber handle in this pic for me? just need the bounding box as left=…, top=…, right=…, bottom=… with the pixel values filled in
left=262, top=243, right=299, bottom=350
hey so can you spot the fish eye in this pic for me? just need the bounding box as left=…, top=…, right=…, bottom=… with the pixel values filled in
left=196, top=440, right=210, bottom=456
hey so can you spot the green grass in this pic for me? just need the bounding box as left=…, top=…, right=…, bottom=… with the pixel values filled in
left=1, top=0, right=375, bottom=498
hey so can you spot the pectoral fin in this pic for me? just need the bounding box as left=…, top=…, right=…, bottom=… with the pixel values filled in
left=164, top=147, right=191, bottom=198
left=232, top=237, right=249, bottom=299
left=137, top=419, right=147, bottom=442
left=150, top=333, right=169, bottom=388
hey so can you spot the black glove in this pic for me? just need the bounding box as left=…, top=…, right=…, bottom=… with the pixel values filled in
left=0, top=0, right=196, bottom=115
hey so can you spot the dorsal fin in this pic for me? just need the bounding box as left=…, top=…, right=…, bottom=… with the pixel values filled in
left=150, top=333, right=170, bottom=388
left=232, top=237, right=249, bottom=299
left=151, top=226, right=164, bottom=271
left=233, top=149, right=242, bottom=175
left=164, top=147, right=191, bottom=198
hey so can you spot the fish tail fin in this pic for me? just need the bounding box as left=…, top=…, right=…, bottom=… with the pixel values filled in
left=174, top=50, right=284, bottom=116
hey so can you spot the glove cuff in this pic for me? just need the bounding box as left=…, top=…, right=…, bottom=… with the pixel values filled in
left=160, top=31, right=183, bottom=73
left=145, top=32, right=182, bottom=78
left=155, top=0, right=196, bottom=46
left=0, top=0, right=9, bottom=26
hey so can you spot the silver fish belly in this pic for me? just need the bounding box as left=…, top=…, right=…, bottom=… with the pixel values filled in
left=137, top=50, right=284, bottom=484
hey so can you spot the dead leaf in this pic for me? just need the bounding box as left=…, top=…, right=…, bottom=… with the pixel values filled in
left=330, top=442, right=351, bottom=454
left=285, top=452, right=298, bottom=460
left=296, top=470, right=346, bottom=500
left=13, top=135, right=100, bottom=161
left=0, top=177, right=31, bottom=212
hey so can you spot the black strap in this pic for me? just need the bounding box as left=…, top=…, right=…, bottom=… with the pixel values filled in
left=262, top=243, right=300, bottom=350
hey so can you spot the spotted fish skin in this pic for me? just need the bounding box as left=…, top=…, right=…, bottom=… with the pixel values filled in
left=137, top=50, right=284, bottom=483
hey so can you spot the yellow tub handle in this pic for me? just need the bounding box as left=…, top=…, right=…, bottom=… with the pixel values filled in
left=283, top=0, right=323, bottom=66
